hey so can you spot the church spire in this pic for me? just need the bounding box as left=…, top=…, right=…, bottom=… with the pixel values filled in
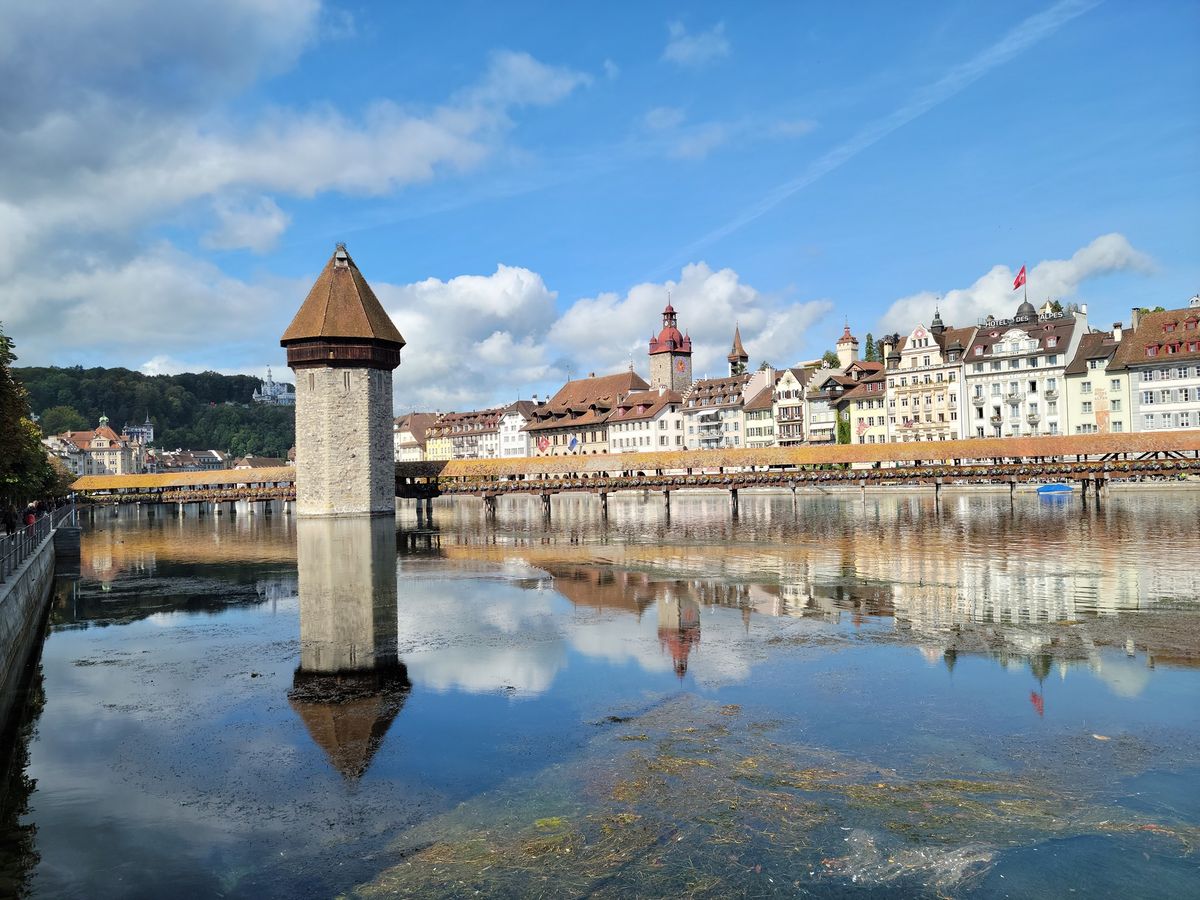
left=727, top=324, right=749, bottom=375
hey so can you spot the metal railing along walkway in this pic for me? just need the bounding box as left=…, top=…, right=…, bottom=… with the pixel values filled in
left=0, top=504, right=76, bottom=584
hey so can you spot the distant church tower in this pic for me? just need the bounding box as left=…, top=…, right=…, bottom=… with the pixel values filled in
left=727, top=325, right=749, bottom=376
left=281, top=244, right=405, bottom=517
left=648, top=300, right=693, bottom=392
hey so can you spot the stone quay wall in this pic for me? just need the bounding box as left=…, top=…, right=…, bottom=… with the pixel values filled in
left=293, top=366, right=396, bottom=517
left=0, top=533, right=55, bottom=733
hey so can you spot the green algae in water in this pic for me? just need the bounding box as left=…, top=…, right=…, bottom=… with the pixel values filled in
left=347, top=696, right=1200, bottom=898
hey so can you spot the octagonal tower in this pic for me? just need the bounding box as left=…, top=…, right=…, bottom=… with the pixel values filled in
left=281, top=244, right=405, bottom=517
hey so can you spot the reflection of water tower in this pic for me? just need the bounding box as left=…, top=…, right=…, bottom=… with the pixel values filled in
left=657, top=590, right=701, bottom=677
left=289, top=518, right=410, bottom=780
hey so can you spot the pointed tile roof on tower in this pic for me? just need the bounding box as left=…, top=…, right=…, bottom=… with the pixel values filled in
left=282, top=244, right=405, bottom=346
left=728, top=325, right=748, bottom=361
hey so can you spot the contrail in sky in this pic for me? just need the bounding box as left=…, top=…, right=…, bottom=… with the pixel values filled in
left=656, top=0, right=1101, bottom=275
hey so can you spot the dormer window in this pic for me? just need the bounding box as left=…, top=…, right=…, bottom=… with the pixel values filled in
left=1146, top=345, right=1158, bottom=358
left=974, top=346, right=983, bottom=356
left=1165, top=323, right=1175, bottom=333
left=1047, top=336, right=1058, bottom=348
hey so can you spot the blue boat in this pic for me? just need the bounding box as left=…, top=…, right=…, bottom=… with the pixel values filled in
left=1036, top=483, right=1074, bottom=495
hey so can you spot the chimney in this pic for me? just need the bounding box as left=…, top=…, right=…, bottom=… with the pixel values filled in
left=1080, top=303, right=1088, bottom=315
left=1112, top=322, right=1123, bottom=342
left=1131, top=307, right=1142, bottom=331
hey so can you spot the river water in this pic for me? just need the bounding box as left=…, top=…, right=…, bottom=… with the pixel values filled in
left=2, top=490, right=1199, bottom=897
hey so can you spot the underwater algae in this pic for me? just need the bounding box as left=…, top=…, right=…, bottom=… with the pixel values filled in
left=348, top=696, right=1197, bottom=898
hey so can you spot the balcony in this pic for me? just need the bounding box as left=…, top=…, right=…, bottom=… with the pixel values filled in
left=1006, top=392, right=1021, bottom=404
left=989, top=415, right=1003, bottom=425
left=972, top=395, right=985, bottom=406
left=1027, top=413, right=1041, bottom=425
left=1044, top=388, right=1058, bottom=400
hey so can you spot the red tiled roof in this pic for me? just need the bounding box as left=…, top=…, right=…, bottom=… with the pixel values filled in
left=1109, top=306, right=1200, bottom=370
left=1064, top=330, right=1120, bottom=375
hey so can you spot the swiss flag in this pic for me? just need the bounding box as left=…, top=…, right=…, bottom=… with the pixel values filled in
left=1012, top=265, right=1027, bottom=291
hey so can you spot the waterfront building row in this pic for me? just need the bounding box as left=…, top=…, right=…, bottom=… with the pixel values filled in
left=394, top=294, right=1200, bottom=460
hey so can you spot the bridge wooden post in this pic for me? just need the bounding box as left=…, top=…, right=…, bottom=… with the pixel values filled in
left=599, top=492, right=608, bottom=518
left=934, top=477, right=942, bottom=505
left=424, top=497, right=433, bottom=519
left=730, top=488, right=739, bottom=518
left=1008, top=479, right=1016, bottom=505
left=860, top=479, right=867, bottom=504
left=484, top=495, right=497, bottom=517
left=663, top=490, right=671, bottom=514
left=541, top=493, right=552, bottom=519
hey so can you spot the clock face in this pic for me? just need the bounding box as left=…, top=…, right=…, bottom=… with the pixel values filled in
left=675, top=358, right=687, bottom=372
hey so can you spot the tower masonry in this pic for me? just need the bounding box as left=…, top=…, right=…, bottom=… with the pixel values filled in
left=648, top=301, right=693, bottom=392
left=281, top=245, right=405, bottom=517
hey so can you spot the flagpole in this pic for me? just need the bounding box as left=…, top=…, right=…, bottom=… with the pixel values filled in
left=1024, top=261, right=1028, bottom=304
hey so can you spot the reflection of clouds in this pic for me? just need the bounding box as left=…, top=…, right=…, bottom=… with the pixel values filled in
left=393, top=562, right=767, bottom=697
left=1093, top=658, right=1152, bottom=699
left=397, top=578, right=567, bottom=697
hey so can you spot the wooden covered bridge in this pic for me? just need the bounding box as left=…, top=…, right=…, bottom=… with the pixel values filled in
left=396, top=432, right=1200, bottom=516
left=71, top=433, right=1200, bottom=515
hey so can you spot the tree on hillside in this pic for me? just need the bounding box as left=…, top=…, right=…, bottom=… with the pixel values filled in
left=1, top=325, right=62, bottom=505
left=38, top=404, right=88, bottom=436
left=864, top=333, right=879, bottom=362
left=821, top=349, right=841, bottom=368
left=757, top=360, right=772, bottom=371
left=15, top=365, right=295, bottom=457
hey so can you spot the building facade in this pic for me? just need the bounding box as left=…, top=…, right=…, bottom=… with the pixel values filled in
left=499, top=401, right=537, bottom=458
left=393, top=412, right=439, bottom=462
left=773, top=367, right=813, bottom=446
left=44, top=415, right=147, bottom=476
left=607, top=387, right=684, bottom=453
left=844, top=370, right=889, bottom=444
left=962, top=301, right=1085, bottom=439
left=1064, top=329, right=1129, bottom=434
left=884, top=314, right=974, bottom=442
left=682, top=373, right=751, bottom=449
left=253, top=367, right=296, bottom=405
left=1113, top=298, right=1200, bottom=433
left=526, top=371, right=649, bottom=456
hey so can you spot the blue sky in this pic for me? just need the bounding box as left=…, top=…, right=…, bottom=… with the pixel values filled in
left=0, top=0, right=1196, bottom=410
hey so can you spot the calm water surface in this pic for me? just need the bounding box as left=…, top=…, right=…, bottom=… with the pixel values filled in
left=2, top=490, right=1199, bottom=897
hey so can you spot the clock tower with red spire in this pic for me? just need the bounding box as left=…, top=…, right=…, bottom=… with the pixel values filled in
left=648, top=299, right=693, bottom=392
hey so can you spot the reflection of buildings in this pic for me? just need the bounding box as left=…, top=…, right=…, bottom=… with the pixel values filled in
left=657, top=594, right=700, bottom=676
left=289, top=518, right=409, bottom=780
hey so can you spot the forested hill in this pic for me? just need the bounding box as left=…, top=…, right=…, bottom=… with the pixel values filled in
left=16, top=366, right=295, bottom=458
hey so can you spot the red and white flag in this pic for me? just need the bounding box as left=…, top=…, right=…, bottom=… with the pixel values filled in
left=1012, top=265, right=1027, bottom=291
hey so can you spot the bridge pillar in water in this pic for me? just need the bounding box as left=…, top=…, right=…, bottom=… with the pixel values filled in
left=484, top=495, right=497, bottom=517
left=541, top=493, right=552, bottom=519
left=281, top=244, right=405, bottom=518
left=599, top=492, right=608, bottom=518
left=423, top=497, right=433, bottom=520
left=730, top=488, right=739, bottom=518
left=663, top=490, right=671, bottom=514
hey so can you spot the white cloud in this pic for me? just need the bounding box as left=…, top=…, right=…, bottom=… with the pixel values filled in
left=671, top=123, right=728, bottom=160
left=0, top=242, right=300, bottom=366
left=644, top=106, right=686, bottom=131
left=550, top=261, right=830, bottom=378
left=602, top=59, right=620, bottom=80
left=877, top=233, right=1154, bottom=334
left=662, top=20, right=730, bottom=68
left=770, top=118, right=818, bottom=138
left=376, top=264, right=560, bottom=411
left=202, top=196, right=290, bottom=253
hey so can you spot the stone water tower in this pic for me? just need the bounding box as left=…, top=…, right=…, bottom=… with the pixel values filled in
left=281, top=244, right=405, bottom=517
